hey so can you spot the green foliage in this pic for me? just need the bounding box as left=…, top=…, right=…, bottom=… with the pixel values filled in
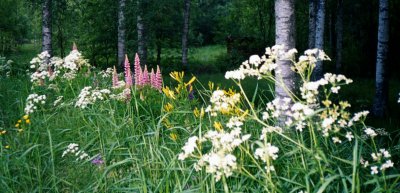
left=1, top=46, right=399, bottom=192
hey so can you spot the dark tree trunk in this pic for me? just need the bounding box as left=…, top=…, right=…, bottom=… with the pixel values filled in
left=372, top=0, right=389, bottom=117
left=156, top=40, right=161, bottom=66
left=335, top=0, right=343, bottom=74
left=42, top=0, right=52, bottom=56
left=308, top=0, right=316, bottom=48
left=137, top=0, right=147, bottom=66
left=182, top=0, right=191, bottom=68
left=118, top=0, right=126, bottom=67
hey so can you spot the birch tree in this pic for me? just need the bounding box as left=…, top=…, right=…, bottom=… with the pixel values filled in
left=118, top=0, right=126, bottom=67
left=372, top=0, right=389, bottom=117
left=182, top=0, right=190, bottom=68
left=313, top=0, right=325, bottom=79
left=42, top=0, right=52, bottom=56
left=274, top=0, right=296, bottom=100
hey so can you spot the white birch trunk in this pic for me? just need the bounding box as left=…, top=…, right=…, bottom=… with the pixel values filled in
left=42, top=0, right=52, bottom=56
left=118, top=0, right=126, bottom=67
left=313, top=0, right=325, bottom=80
left=275, top=0, right=296, bottom=100
left=372, top=0, right=389, bottom=117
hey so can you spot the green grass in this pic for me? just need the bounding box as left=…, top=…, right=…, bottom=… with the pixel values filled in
left=1, top=43, right=400, bottom=192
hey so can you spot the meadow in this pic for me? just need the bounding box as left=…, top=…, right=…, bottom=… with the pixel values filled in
left=1, top=44, right=400, bottom=192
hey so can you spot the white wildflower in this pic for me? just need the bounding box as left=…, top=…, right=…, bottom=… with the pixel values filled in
left=364, top=128, right=377, bottom=137
left=371, top=166, right=379, bottom=175
left=345, top=132, right=354, bottom=141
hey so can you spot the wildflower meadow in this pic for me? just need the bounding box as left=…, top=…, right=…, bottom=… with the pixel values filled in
left=1, top=45, right=400, bottom=193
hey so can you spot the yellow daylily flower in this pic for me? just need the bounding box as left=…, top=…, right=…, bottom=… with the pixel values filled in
left=185, top=76, right=196, bottom=87
left=164, top=103, right=174, bottom=112
left=170, top=71, right=184, bottom=83
left=170, top=133, right=178, bottom=141
left=213, top=121, right=223, bottom=132
left=162, top=87, right=176, bottom=99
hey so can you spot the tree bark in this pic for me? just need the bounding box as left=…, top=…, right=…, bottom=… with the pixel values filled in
left=42, top=0, right=52, bottom=56
left=335, top=0, right=343, bottom=74
left=313, top=0, right=325, bottom=80
left=182, top=0, right=191, bottom=68
left=308, top=0, right=316, bottom=49
left=274, top=0, right=296, bottom=103
left=137, top=0, right=147, bottom=66
left=118, top=0, right=126, bottom=67
left=372, top=0, right=389, bottom=117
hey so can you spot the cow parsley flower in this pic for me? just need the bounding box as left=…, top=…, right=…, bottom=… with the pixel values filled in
left=371, top=166, right=379, bottom=175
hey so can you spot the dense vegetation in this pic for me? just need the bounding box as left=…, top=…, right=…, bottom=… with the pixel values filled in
left=1, top=0, right=400, bottom=192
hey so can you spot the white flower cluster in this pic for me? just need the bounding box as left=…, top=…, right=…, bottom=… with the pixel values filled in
left=179, top=124, right=251, bottom=181
left=53, top=96, right=64, bottom=107
left=29, top=51, right=52, bottom=84
left=262, top=97, right=291, bottom=120
left=254, top=143, right=279, bottom=162
left=99, top=67, right=113, bottom=78
left=348, top=111, right=369, bottom=127
left=24, top=94, right=46, bottom=114
left=300, top=73, right=353, bottom=104
left=75, top=86, right=111, bottom=109
left=225, top=45, right=287, bottom=80
left=398, top=93, right=400, bottom=103
left=365, top=149, right=394, bottom=175
left=56, top=50, right=90, bottom=80
left=109, top=88, right=131, bottom=101
left=205, top=90, right=241, bottom=116
left=62, top=143, right=90, bottom=161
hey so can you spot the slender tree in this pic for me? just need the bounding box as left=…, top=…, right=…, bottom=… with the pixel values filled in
left=372, top=0, right=389, bottom=117
left=118, top=0, right=126, bottom=67
left=308, top=0, right=316, bottom=48
left=274, top=0, right=296, bottom=105
left=335, top=0, right=343, bottom=73
left=182, top=0, right=191, bottom=68
left=42, top=0, right=52, bottom=55
left=137, top=0, right=147, bottom=66
left=313, top=0, right=325, bottom=79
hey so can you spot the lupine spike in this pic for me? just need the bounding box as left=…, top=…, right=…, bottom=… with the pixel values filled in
left=72, top=42, right=78, bottom=51
left=137, top=68, right=143, bottom=86
left=124, top=55, right=133, bottom=87
left=142, top=65, right=149, bottom=85
left=155, top=65, right=163, bottom=91
left=150, top=68, right=155, bottom=88
left=112, top=65, right=119, bottom=87
left=134, top=53, right=141, bottom=85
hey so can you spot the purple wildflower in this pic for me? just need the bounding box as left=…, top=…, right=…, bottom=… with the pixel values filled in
left=142, top=65, right=149, bottom=85
left=91, top=155, right=104, bottom=166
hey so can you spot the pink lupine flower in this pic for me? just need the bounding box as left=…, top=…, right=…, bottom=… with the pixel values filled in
left=124, top=55, right=133, bottom=87
left=72, top=42, right=78, bottom=51
left=112, top=65, right=119, bottom=87
left=150, top=68, right=155, bottom=88
left=137, top=68, right=143, bottom=86
left=134, top=53, right=141, bottom=85
left=155, top=65, right=163, bottom=91
left=142, top=65, right=149, bottom=85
